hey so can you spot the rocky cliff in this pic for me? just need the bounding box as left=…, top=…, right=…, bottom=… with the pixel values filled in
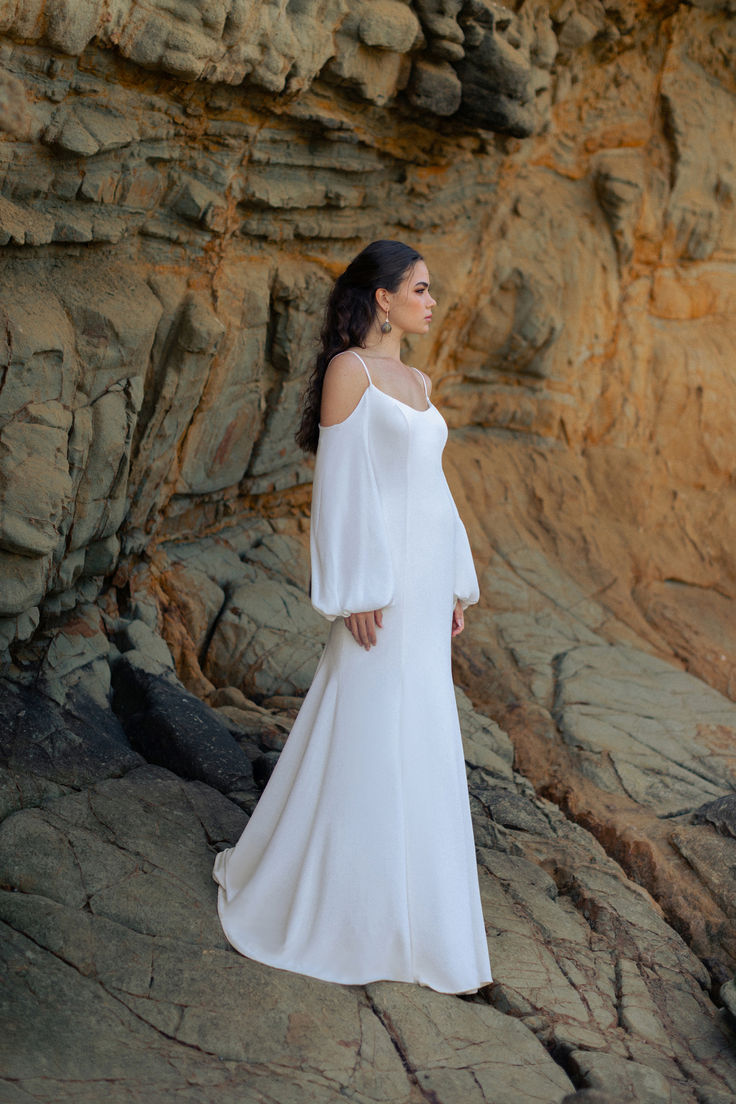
left=1, top=1, right=736, bottom=1101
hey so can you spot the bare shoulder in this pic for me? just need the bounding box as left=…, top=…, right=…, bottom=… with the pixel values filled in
left=324, top=349, right=367, bottom=386
left=320, top=349, right=370, bottom=427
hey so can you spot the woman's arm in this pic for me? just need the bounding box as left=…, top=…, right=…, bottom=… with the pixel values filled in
left=309, top=390, right=395, bottom=636
left=318, top=353, right=387, bottom=651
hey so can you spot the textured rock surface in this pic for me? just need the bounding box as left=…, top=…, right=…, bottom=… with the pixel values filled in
left=2, top=707, right=735, bottom=1103
left=2, top=0, right=736, bottom=1098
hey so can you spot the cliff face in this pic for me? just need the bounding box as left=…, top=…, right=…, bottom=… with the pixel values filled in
left=2, top=1, right=736, bottom=1099
left=1, top=0, right=734, bottom=638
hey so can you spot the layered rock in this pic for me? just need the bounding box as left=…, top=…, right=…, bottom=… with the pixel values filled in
left=1, top=0, right=734, bottom=645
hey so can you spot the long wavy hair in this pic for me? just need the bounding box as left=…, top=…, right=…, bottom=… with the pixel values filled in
left=295, top=240, right=422, bottom=454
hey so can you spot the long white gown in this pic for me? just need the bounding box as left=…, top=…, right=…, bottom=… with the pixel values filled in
left=213, top=352, right=492, bottom=994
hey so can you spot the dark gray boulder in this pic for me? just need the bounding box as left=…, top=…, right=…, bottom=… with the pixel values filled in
left=0, top=677, right=142, bottom=788
left=111, top=658, right=253, bottom=796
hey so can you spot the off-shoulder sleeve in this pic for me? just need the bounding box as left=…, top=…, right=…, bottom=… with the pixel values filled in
left=309, top=414, right=395, bottom=621
left=451, top=498, right=480, bottom=610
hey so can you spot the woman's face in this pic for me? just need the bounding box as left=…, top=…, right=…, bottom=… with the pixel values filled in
left=382, top=260, right=436, bottom=336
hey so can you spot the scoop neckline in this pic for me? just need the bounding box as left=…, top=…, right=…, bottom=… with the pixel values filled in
left=369, top=382, right=432, bottom=414
left=319, top=381, right=432, bottom=430
left=351, top=351, right=431, bottom=412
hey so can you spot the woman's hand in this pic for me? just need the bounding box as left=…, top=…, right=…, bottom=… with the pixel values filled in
left=344, top=609, right=383, bottom=650
left=451, top=599, right=465, bottom=637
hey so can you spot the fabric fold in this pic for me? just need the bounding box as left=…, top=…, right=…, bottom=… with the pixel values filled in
left=310, top=407, right=395, bottom=620
left=451, top=499, right=480, bottom=610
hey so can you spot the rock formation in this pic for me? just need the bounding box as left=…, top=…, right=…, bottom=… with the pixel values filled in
left=1, top=0, right=736, bottom=1100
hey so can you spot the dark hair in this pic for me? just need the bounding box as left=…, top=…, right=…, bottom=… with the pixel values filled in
left=295, top=239, right=422, bottom=453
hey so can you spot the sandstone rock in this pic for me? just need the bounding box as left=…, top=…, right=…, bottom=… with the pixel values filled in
left=593, top=149, right=646, bottom=265
left=409, top=57, right=463, bottom=115
left=328, top=26, right=413, bottom=106
left=245, top=531, right=311, bottom=592
left=0, top=260, right=159, bottom=620
left=0, top=400, right=74, bottom=557
left=455, top=1, right=536, bottom=136
left=457, top=685, right=515, bottom=778
left=0, top=551, right=50, bottom=618
left=1, top=1, right=736, bottom=1098
left=439, top=452, right=736, bottom=975
left=0, top=765, right=551, bottom=1101
left=127, top=289, right=228, bottom=527
left=260, top=694, right=306, bottom=716
left=721, top=978, right=736, bottom=1022
left=0, top=605, right=39, bottom=654
left=552, top=643, right=736, bottom=815
left=0, top=766, right=245, bottom=942
left=214, top=704, right=291, bottom=752
left=209, top=685, right=252, bottom=709
left=569, top=1053, right=677, bottom=1103
left=661, top=10, right=736, bottom=263
left=0, top=194, right=55, bottom=246
left=557, top=10, right=600, bottom=50
left=203, top=563, right=327, bottom=699
left=0, top=766, right=70, bottom=823
left=357, top=0, right=422, bottom=53
left=27, top=607, right=112, bottom=708
left=365, top=981, right=575, bottom=1101
left=119, top=618, right=175, bottom=671
left=634, top=580, right=736, bottom=703
left=669, top=827, right=736, bottom=924
left=0, top=66, right=32, bottom=139
left=156, top=535, right=316, bottom=701
left=65, top=378, right=142, bottom=556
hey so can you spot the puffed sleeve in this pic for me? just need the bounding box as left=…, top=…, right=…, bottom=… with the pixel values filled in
left=309, top=415, right=395, bottom=621
left=451, top=498, right=480, bottom=610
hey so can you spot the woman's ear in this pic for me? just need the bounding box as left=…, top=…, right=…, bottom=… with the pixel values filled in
left=375, top=287, right=391, bottom=312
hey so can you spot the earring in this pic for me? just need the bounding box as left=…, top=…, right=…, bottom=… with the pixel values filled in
left=381, top=309, right=392, bottom=335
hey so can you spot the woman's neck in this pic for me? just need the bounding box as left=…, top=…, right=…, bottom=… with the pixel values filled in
left=363, top=326, right=402, bottom=360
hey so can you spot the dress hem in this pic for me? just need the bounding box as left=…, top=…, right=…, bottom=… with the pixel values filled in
left=215, top=884, right=493, bottom=995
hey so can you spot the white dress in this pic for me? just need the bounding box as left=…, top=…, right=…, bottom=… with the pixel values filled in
left=213, top=352, right=492, bottom=994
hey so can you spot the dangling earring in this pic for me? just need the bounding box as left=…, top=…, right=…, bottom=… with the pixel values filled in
left=381, top=308, right=392, bottom=335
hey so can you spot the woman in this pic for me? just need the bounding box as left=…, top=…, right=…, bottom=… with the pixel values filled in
left=213, top=240, right=492, bottom=994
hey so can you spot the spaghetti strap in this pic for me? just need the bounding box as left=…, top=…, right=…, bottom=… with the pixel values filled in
left=410, top=365, right=430, bottom=404
left=349, top=351, right=373, bottom=385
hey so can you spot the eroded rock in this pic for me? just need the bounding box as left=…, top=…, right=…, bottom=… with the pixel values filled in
left=2, top=730, right=735, bottom=1102
left=1, top=1, right=736, bottom=1098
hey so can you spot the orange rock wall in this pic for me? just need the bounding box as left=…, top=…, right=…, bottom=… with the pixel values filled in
left=1, top=2, right=733, bottom=649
